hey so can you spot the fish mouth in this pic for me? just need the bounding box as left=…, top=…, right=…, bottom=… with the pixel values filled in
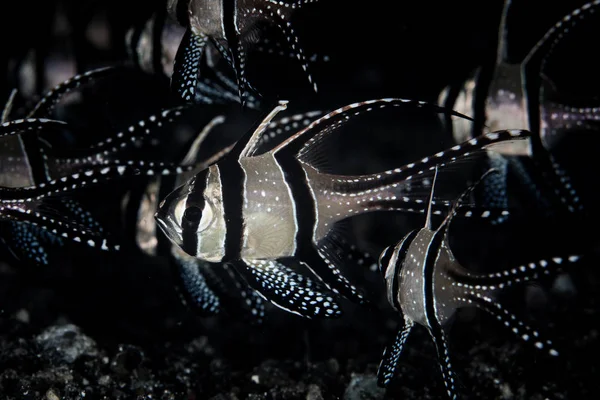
left=154, top=210, right=183, bottom=247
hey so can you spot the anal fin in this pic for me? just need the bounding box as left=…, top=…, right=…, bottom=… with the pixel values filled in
left=236, top=258, right=342, bottom=319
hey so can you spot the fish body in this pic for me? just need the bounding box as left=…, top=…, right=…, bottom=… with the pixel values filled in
left=156, top=98, right=532, bottom=314
left=438, top=0, right=600, bottom=214
left=129, top=103, right=331, bottom=320
left=376, top=168, right=581, bottom=398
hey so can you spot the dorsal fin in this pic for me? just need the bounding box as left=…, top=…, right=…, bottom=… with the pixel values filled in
left=523, top=1, right=600, bottom=70
left=231, top=100, right=288, bottom=160
left=180, top=115, right=226, bottom=166
left=271, top=98, right=474, bottom=159
left=522, top=1, right=600, bottom=135
left=424, top=166, right=439, bottom=230
left=437, top=168, right=501, bottom=234
left=495, top=0, right=512, bottom=65
left=2, top=89, right=17, bottom=123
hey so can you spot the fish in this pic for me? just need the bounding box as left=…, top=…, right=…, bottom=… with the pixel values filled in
left=438, top=0, right=600, bottom=215
left=155, top=97, right=532, bottom=316
left=376, top=167, right=582, bottom=399
left=0, top=66, right=195, bottom=264
left=133, top=108, right=342, bottom=320
left=167, top=0, right=319, bottom=105
left=125, top=9, right=263, bottom=109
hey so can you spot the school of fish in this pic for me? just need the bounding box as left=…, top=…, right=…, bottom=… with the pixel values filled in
left=1, top=1, right=598, bottom=398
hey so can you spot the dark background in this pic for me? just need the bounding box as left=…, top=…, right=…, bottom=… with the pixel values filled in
left=1, top=1, right=599, bottom=399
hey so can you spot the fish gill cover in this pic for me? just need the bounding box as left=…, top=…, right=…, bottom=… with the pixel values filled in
left=0, top=1, right=599, bottom=399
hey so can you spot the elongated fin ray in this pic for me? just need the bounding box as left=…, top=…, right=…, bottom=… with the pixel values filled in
left=0, top=118, right=67, bottom=138
left=256, top=110, right=325, bottom=154
left=425, top=166, right=439, bottom=230
left=377, top=319, right=414, bottom=387
left=272, top=98, right=475, bottom=158
left=427, top=320, right=458, bottom=400
left=2, top=89, right=17, bottom=123
left=437, top=168, right=502, bottom=234
left=325, top=130, right=530, bottom=193
left=237, top=259, right=342, bottom=318
left=180, top=115, right=226, bottom=166
left=479, top=153, right=510, bottom=224
left=88, top=106, right=190, bottom=152
left=467, top=294, right=560, bottom=357
left=28, top=66, right=123, bottom=118
left=222, top=263, right=266, bottom=323
left=0, top=205, right=119, bottom=251
left=310, top=240, right=369, bottom=305
left=237, top=100, right=289, bottom=159
left=451, top=255, right=580, bottom=290
left=524, top=1, right=600, bottom=74
left=0, top=162, right=192, bottom=202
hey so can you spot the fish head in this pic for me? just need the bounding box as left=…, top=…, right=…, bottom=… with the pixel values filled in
left=155, top=165, right=226, bottom=262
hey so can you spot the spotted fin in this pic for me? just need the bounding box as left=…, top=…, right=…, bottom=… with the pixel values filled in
left=218, top=263, right=266, bottom=323
left=0, top=161, right=194, bottom=202
left=170, top=246, right=220, bottom=315
left=2, top=221, right=63, bottom=266
left=469, top=295, right=560, bottom=357
left=1, top=198, right=104, bottom=266
left=235, top=101, right=289, bottom=160
left=256, top=110, right=325, bottom=154
left=236, top=259, right=342, bottom=319
left=45, top=105, right=190, bottom=164
left=427, top=321, right=459, bottom=400
left=310, top=239, right=370, bottom=305
left=437, top=168, right=503, bottom=234
left=451, top=255, right=581, bottom=291
left=250, top=3, right=317, bottom=93
left=478, top=152, right=509, bottom=224
left=171, top=29, right=207, bottom=103
left=377, top=319, right=414, bottom=387
left=524, top=1, right=600, bottom=76
left=0, top=118, right=67, bottom=139
left=0, top=204, right=119, bottom=251
left=270, top=98, right=474, bottom=160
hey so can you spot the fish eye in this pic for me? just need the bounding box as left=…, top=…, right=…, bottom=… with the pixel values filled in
left=181, top=200, right=215, bottom=233
left=183, top=206, right=203, bottom=225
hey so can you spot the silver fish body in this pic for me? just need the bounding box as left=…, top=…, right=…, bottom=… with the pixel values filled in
left=156, top=98, right=532, bottom=308
left=376, top=168, right=581, bottom=398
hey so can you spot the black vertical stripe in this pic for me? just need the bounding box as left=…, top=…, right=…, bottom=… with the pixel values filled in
left=389, top=230, right=419, bottom=310
left=219, top=160, right=245, bottom=261
left=423, top=229, right=445, bottom=326
left=182, top=170, right=208, bottom=256
left=273, top=152, right=315, bottom=256
left=222, top=0, right=238, bottom=45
